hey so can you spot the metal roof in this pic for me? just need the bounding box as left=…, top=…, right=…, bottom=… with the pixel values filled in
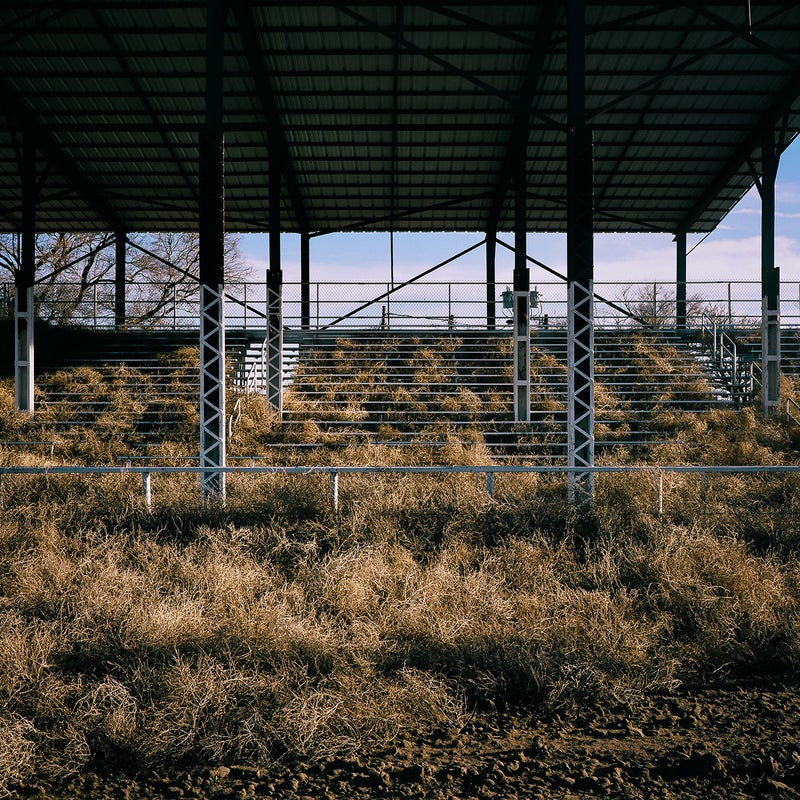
left=1, top=2, right=799, bottom=236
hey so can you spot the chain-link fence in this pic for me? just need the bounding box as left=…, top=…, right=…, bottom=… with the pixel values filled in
left=2, top=279, right=798, bottom=333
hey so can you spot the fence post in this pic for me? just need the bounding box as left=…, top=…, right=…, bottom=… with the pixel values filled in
left=657, top=472, right=663, bottom=517
left=727, top=283, right=732, bottom=325
left=330, top=471, right=339, bottom=514
left=486, top=471, right=495, bottom=498
left=142, top=471, right=152, bottom=512
left=448, top=283, right=452, bottom=327
left=652, top=282, right=657, bottom=323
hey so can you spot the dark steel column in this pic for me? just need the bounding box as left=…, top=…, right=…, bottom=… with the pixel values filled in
left=675, top=231, right=687, bottom=330
left=199, top=0, right=227, bottom=500
left=115, top=231, right=127, bottom=328
left=300, top=230, right=310, bottom=330
left=761, top=132, right=780, bottom=416
left=513, top=161, right=531, bottom=422
left=15, top=130, right=36, bottom=413
left=266, top=160, right=283, bottom=411
left=567, top=0, right=594, bottom=506
left=486, top=231, right=497, bottom=330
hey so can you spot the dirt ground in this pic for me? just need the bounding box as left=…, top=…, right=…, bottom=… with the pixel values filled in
left=14, top=677, right=800, bottom=799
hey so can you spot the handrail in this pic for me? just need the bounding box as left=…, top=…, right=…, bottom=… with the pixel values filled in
left=0, top=440, right=55, bottom=456
left=788, top=397, right=800, bottom=425
left=2, top=463, right=800, bottom=514
left=227, top=396, right=242, bottom=438
left=719, top=330, right=738, bottom=389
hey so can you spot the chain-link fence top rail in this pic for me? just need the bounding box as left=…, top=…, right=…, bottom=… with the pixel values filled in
left=3, top=280, right=798, bottom=332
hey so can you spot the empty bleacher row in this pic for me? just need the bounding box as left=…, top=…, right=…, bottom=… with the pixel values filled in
left=3, top=319, right=792, bottom=464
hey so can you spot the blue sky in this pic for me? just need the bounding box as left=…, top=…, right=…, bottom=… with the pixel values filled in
left=239, top=140, right=800, bottom=289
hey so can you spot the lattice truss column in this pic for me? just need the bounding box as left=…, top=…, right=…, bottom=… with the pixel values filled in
left=568, top=280, right=594, bottom=504
left=200, top=284, right=226, bottom=500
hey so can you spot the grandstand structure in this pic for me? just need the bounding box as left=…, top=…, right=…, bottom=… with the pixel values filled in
left=1, top=2, right=800, bottom=502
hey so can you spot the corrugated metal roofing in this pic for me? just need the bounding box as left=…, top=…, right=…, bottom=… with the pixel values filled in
left=0, top=2, right=799, bottom=236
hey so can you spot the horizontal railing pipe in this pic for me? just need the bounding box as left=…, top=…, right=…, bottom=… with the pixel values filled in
left=2, top=463, right=800, bottom=516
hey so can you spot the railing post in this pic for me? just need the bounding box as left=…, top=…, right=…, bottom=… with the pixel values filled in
left=657, top=471, right=663, bottom=517
left=330, top=471, right=339, bottom=514
left=142, top=471, right=152, bottom=512
left=486, top=471, right=495, bottom=498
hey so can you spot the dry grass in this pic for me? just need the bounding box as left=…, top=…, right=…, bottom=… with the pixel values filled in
left=2, top=456, right=800, bottom=792
left=2, top=335, right=800, bottom=792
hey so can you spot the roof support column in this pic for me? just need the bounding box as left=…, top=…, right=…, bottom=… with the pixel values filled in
left=199, top=0, right=227, bottom=501
left=300, top=231, right=310, bottom=330
left=567, top=0, right=594, bottom=508
left=675, top=232, right=687, bottom=330
left=115, top=231, right=127, bottom=328
left=15, top=130, right=36, bottom=414
left=513, top=162, right=530, bottom=422
left=761, top=131, right=780, bottom=417
left=266, top=160, right=283, bottom=412
left=486, top=231, right=497, bottom=331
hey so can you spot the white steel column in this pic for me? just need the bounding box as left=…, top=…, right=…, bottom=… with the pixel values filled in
left=761, top=131, right=780, bottom=416
left=14, top=286, right=34, bottom=413
left=512, top=158, right=530, bottom=422
left=266, top=159, right=283, bottom=412
left=513, top=291, right=530, bottom=421
left=200, top=285, right=226, bottom=499
left=567, top=280, right=594, bottom=501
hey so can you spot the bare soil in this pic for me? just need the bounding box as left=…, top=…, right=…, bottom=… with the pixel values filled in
left=15, top=677, right=800, bottom=799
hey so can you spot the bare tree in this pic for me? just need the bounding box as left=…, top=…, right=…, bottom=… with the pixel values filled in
left=0, top=231, right=246, bottom=326
left=619, top=283, right=721, bottom=329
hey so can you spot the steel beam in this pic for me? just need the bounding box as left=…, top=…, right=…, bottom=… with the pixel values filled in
left=15, top=130, right=36, bottom=414
left=115, top=231, right=126, bottom=328
left=567, top=0, right=595, bottom=507
left=761, top=131, right=780, bottom=416
left=676, top=231, right=687, bottom=330
left=486, top=231, right=497, bottom=331
left=300, top=231, right=310, bottom=330
left=199, top=0, right=227, bottom=501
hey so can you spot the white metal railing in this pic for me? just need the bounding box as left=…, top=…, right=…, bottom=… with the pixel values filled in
left=1, top=463, right=799, bottom=515
left=699, top=312, right=761, bottom=404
